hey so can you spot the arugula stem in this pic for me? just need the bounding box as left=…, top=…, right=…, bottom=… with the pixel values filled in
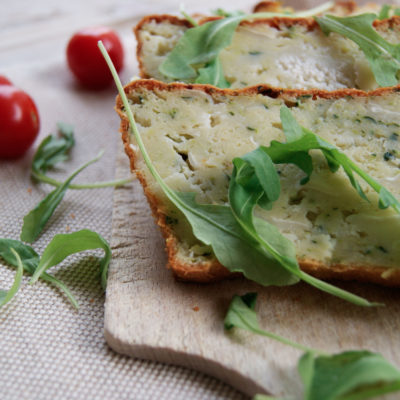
left=40, top=272, right=79, bottom=309
left=0, top=249, right=24, bottom=307
left=298, top=271, right=382, bottom=307
left=180, top=3, right=198, bottom=27
left=99, top=42, right=202, bottom=220
left=31, top=170, right=133, bottom=190
left=251, top=325, right=318, bottom=354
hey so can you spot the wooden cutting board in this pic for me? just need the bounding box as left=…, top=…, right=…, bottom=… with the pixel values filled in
left=104, top=148, right=400, bottom=398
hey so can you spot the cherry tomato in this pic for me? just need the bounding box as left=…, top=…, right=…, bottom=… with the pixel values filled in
left=0, top=76, right=12, bottom=86
left=66, top=27, right=124, bottom=89
left=0, top=85, right=40, bottom=158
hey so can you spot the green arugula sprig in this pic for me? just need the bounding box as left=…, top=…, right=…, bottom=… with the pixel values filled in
left=316, top=13, right=400, bottom=87
left=22, top=123, right=134, bottom=243
left=31, top=123, right=133, bottom=190
left=100, top=41, right=383, bottom=306
left=160, top=2, right=335, bottom=85
left=0, top=230, right=111, bottom=309
left=225, top=294, right=400, bottom=400
left=21, top=151, right=103, bottom=243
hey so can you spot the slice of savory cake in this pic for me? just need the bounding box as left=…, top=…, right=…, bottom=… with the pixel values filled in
left=116, top=80, right=400, bottom=286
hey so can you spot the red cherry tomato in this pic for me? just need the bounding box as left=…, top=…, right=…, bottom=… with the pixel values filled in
left=0, top=76, right=12, bottom=86
left=0, top=85, right=40, bottom=158
left=66, top=27, right=124, bottom=89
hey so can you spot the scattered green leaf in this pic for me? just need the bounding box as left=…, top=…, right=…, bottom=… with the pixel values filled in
left=316, top=14, right=400, bottom=87
left=159, top=15, right=243, bottom=81
left=32, top=122, right=75, bottom=175
left=21, top=151, right=103, bottom=243
left=0, top=238, right=78, bottom=308
left=29, top=229, right=111, bottom=290
left=31, top=124, right=133, bottom=190
left=299, top=350, right=400, bottom=400
left=224, top=293, right=312, bottom=352
left=0, top=248, right=23, bottom=307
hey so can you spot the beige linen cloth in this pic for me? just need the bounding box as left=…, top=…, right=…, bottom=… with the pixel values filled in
left=0, top=0, right=381, bottom=399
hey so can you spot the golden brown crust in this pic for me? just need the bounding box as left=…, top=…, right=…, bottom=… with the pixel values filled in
left=115, top=79, right=400, bottom=287
left=253, top=1, right=285, bottom=13
left=253, top=0, right=357, bottom=15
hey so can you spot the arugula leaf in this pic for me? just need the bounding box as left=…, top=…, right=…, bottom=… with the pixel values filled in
left=29, top=229, right=111, bottom=289
left=299, top=351, right=400, bottom=400
left=32, top=122, right=75, bottom=175
left=0, top=239, right=78, bottom=308
left=195, top=57, right=230, bottom=88
left=21, top=151, right=103, bottom=243
left=159, top=15, right=243, bottom=81
left=0, top=248, right=23, bottom=308
left=31, top=124, right=133, bottom=190
left=224, top=293, right=314, bottom=353
left=168, top=193, right=297, bottom=286
left=316, top=14, right=400, bottom=87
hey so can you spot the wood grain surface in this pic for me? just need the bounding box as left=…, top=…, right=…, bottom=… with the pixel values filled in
left=104, top=148, right=400, bottom=398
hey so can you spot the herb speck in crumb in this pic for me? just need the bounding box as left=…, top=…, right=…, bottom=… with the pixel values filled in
left=165, top=215, right=178, bottom=225
left=384, top=151, right=395, bottom=161
left=377, top=245, right=388, bottom=253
